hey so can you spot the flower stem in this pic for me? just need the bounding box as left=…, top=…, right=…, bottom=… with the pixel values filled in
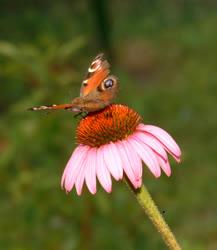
left=126, top=181, right=181, bottom=250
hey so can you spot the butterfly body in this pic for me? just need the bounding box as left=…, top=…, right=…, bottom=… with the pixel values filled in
left=29, top=53, right=118, bottom=113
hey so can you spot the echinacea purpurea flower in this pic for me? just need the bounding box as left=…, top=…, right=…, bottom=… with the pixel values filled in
left=61, top=104, right=181, bottom=195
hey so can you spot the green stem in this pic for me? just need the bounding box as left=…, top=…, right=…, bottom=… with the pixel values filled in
left=127, top=181, right=181, bottom=250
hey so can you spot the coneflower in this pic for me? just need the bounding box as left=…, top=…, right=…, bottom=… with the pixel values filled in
left=61, top=104, right=181, bottom=195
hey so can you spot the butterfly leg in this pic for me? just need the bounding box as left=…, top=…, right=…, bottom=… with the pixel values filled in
left=73, top=111, right=88, bottom=119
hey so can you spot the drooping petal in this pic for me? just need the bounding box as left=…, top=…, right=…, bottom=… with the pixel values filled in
left=61, top=145, right=89, bottom=191
left=96, top=147, right=112, bottom=193
left=84, top=148, right=97, bottom=194
left=130, top=135, right=161, bottom=178
left=75, top=152, right=89, bottom=195
left=116, top=141, right=141, bottom=188
left=103, top=143, right=123, bottom=181
left=109, top=142, right=123, bottom=179
left=125, top=139, right=143, bottom=179
left=61, top=145, right=83, bottom=188
left=134, top=131, right=168, bottom=162
left=157, top=156, right=171, bottom=177
left=137, top=124, right=181, bottom=162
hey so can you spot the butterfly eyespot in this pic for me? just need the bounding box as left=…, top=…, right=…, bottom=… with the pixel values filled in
left=89, top=60, right=101, bottom=72
left=103, top=78, right=114, bottom=89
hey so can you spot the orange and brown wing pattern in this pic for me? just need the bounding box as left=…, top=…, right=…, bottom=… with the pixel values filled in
left=80, top=54, right=110, bottom=97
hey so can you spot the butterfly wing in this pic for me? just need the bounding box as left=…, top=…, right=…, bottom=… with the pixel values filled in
left=80, top=53, right=110, bottom=97
left=29, top=53, right=116, bottom=113
left=28, top=103, right=81, bottom=112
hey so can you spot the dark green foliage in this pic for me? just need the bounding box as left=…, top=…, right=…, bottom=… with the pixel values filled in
left=0, top=1, right=217, bottom=249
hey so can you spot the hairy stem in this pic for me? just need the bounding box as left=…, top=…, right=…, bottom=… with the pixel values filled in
left=127, top=181, right=181, bottom=250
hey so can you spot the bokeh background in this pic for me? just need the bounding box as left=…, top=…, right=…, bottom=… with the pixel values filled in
left=0, top=1, right=217, bottom=249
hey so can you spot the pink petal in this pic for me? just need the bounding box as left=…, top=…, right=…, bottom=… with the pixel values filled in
left=125, top=139, right=143, bottom=179
left=130, top=135, right=161, bottom=178
left=84, top=148, right=97, bottom=194
left=137, top=124, right=181, bottom=161
left=75, top=155, right=88, bottom=195
left=96, top=147, right=112, bottom=193
left=61, top=145, right=89, bottom=191
left=116, top=141, right=141, bottom=188
left=109, top=142, right=123, bottom=179
left=134, top=131, right=168, bottom=162
left=157, top=156, right=171, bottom=177
left=61, top=145, right=82, bottom=188
left=102, top=143, right=123, bottom=181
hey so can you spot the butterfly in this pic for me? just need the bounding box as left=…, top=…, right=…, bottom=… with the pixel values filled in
left=29, top=53, right=118, bottom=113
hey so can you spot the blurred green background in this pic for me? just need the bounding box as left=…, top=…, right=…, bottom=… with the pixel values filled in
left=0, top=1, right=217, bottom=249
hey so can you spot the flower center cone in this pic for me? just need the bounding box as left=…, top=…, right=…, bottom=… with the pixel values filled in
left=76, top=104, right=142, bottom=147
